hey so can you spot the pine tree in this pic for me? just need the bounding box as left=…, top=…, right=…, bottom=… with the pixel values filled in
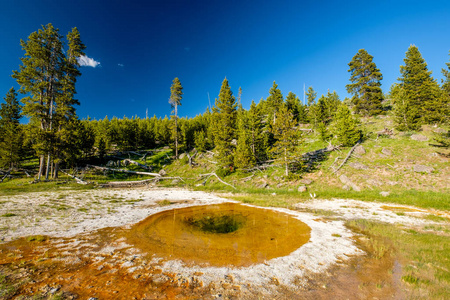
left=390, top=83, right=421, bottom=131
left=346, top=49, right=383, bottom=116
left=194, top=130, right=207, bottom=152
left=270, top=105, right=301, bottom=177
left=12, top=24, right=85, bottom=179
left=0, top=88, right=23, bottom=169
left=264, top=81, right=284, bottom=125
left=398, top=45, right=442, bottom=125
left=214, top=78, right=237, bottom=170
left=285, top=91, right=301, bottom=122
left=306, top=86, right=317, bottom=125
left=442, top=50, right=450, bottom=97
left=169, top=77, right=183, bottom=159
left=440, top=50, right=450, bottom=124
left=332, top=104, right=362, bottom=146
left=248, top=100, right=267, bottom=162
left=234, top=109, right=255, bottom=169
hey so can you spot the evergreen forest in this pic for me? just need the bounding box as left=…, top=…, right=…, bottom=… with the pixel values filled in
left=0, top=24, right=449, bottom=183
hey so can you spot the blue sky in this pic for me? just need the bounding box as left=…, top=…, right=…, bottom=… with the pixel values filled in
left=1, top=0, right=450, bottom=120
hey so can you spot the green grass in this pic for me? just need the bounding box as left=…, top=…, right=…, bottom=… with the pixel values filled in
left=1, top=213, right=17, bottom=217
left=347, top=219, right=450, bottom=299
left=0, top=178, right=94, bottom=196
left=26, top=235, right=47, bottom=242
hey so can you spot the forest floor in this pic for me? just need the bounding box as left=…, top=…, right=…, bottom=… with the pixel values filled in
left=1, top=187, right=449, bottom=299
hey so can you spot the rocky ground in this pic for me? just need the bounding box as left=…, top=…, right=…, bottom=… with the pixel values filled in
left=0, top=187, right=449, bottom=299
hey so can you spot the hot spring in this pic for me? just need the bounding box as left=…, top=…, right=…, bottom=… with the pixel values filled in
left=123, top=203, right=311, bottom=267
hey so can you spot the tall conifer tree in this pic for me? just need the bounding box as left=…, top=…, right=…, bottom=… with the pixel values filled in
left=0, top=88, right=23, bottom=169
left=169, top=77, right=183, bottom=159
left=270, top=105, right=301, bottom=176
left=346, top=49, right=383, bottom=116
left=12, top=24, right=85, bottom=179
left=397, top=45, right=442, bottom=125
left=264, top=81, right=284, bottom=124
left=214, top=78, right=237, bottom=170
left=332, top=104, right=362, bottom=146
left=306, top=86, right=317, bottom=125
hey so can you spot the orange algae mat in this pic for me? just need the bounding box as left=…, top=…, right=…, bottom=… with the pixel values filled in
left=123, top=203, right=311, bottom=267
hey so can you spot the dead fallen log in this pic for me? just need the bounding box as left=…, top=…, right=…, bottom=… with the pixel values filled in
left=187, top=149, right=198, bottom=168
left=199, top=172, right=236, bottom=189
left=59, top=169, right=89, bottom=185
left=100, top=176, right=185, bottom=188
left=123, top=159, right=152, bottom=170
left=0, top=170, right=11, bottom=182
left=87, top=165, right=161, bottom=177
left=333, top=141, right=361, bottom=174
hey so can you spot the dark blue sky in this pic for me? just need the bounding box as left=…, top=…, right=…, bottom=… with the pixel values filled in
left=1, top=0, right=450, bottom=120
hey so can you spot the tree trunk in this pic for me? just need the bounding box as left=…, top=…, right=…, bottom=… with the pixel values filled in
left=54, top=162, right=59, bottom=179
left=284, top=148, right=288, bottom=176
left=38, top=155, right=45, bottom=181
left=175, top=103, right=178, bottom=159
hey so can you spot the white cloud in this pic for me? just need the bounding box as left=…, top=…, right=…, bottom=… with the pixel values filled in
left=77, top=55, right=101, bottom=68
left=118, top=63, right=124, bottom=67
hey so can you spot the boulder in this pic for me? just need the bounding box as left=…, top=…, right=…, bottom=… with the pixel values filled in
left=410, top=134, right=428, bottom=142
left=300, top=178, right=313, bottom=185
left=380, top=191, right=390, bottom=197
left=349, top=162, right=369, bottom=170
left=158, top=169, right=167, bottom=176
left=413, top=165, right=434, bottom=174
left=366, top=178, right=382, bottom=187
left=297, top=186, right=307, bottom=192
left=258, top=182, right=268, bottom=189
left=178, top=153, right=187, bottom=160
left=171, top=178, right=181, bottom=185
left=381, top=148, right=392, bottom=156
left=433, top=128, right=447, bottom=134
left=339, top=174, right=361, bottom=191
left=354, top=145, right=366, bottom=155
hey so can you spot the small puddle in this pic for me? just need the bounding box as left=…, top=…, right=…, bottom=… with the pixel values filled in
left=122, top=203, right=311, bottom=267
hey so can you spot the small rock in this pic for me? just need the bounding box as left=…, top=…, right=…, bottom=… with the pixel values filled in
left=410, top=134, right=428, bottom=142
left=367, top=179, right=382, bottom=187
left=158, top=169, right=167, bottom=176
left=413, top=165, right=435, bottom=174
left=354, top=145, right=366, bottom=155
left=298, top=186, right=307, bottom=192
left=152, top=274, right=169, bottom=285
left=342, top=184, right=351, bottom=191
left=300, top=178, right=313, bottom=185
left=258, top=182, right=268, bottom=189
left=381, top=148, right=392, bottom=156
left=178, top=153, right=187, bottom=160
left=380, top=191, right=390, bottom=197
left=171, top=178, right=181, bottom=185
left=349, top=162, right=369, bottom=170
left=339, top=174, right=361, bottom=191
left=433, top=128, right=447, bottom=134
